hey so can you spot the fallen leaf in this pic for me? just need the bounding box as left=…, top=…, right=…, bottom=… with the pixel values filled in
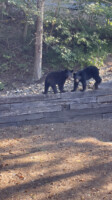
left=16, top=172, right=24, bottom=180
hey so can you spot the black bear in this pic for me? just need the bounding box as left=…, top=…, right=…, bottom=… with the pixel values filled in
left=72, top=66, right=102, bottom=92
left=43, top=69, right=73, bottom=94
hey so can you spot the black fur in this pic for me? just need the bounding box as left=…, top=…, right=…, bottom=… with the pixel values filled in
left=43, top=69, right=73, bottom=94
left=72, top=66, right=102, bottom=92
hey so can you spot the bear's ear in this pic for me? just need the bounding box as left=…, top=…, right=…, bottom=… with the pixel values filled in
left=64, top=69, right=68, bottom=73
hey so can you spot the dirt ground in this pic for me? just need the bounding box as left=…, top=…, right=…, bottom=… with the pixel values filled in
left=0, top=119, right=112, bottom=200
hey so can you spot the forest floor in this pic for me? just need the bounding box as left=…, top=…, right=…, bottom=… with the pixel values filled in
left=0, top=56, right=112, bottom=200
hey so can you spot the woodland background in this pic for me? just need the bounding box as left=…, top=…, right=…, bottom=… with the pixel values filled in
left=0, top=0, right=112, bottom=89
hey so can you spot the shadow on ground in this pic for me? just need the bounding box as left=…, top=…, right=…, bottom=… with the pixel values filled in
left=0, top=119, right=112, bottom=200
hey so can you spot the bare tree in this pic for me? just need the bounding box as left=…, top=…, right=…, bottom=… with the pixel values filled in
left=33, top=0, right=45, bottom=81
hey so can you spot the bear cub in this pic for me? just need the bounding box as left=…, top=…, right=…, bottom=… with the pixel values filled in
left=43, top=69, right=73, bottom=94
left=72, top=66, right=102, bottom=92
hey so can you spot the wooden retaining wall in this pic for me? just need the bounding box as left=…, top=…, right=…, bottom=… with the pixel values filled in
left=0, top=88, right=112, bottom=127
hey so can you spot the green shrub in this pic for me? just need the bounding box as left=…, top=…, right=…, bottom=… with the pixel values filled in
left=44, top=13, right=110, bottom=69
left=0, top=82, right=4, bottom=91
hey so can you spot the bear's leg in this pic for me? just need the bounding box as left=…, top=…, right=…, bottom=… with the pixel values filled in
left=58, top=83, right=66, bottom=93
left=71, top=81, right=79, bottom=92
left=43, top=81, right=50, bottom=94
left=80, top=80, right=86, bottom=91
left=94, top=76, right=102, bottom=89
left=94, top=82, right=98, bottom=89
left=51, top=84, right=58, bottom=94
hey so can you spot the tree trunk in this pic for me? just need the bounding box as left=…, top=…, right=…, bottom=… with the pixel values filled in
left=33, top=0, right=44, bottom=81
